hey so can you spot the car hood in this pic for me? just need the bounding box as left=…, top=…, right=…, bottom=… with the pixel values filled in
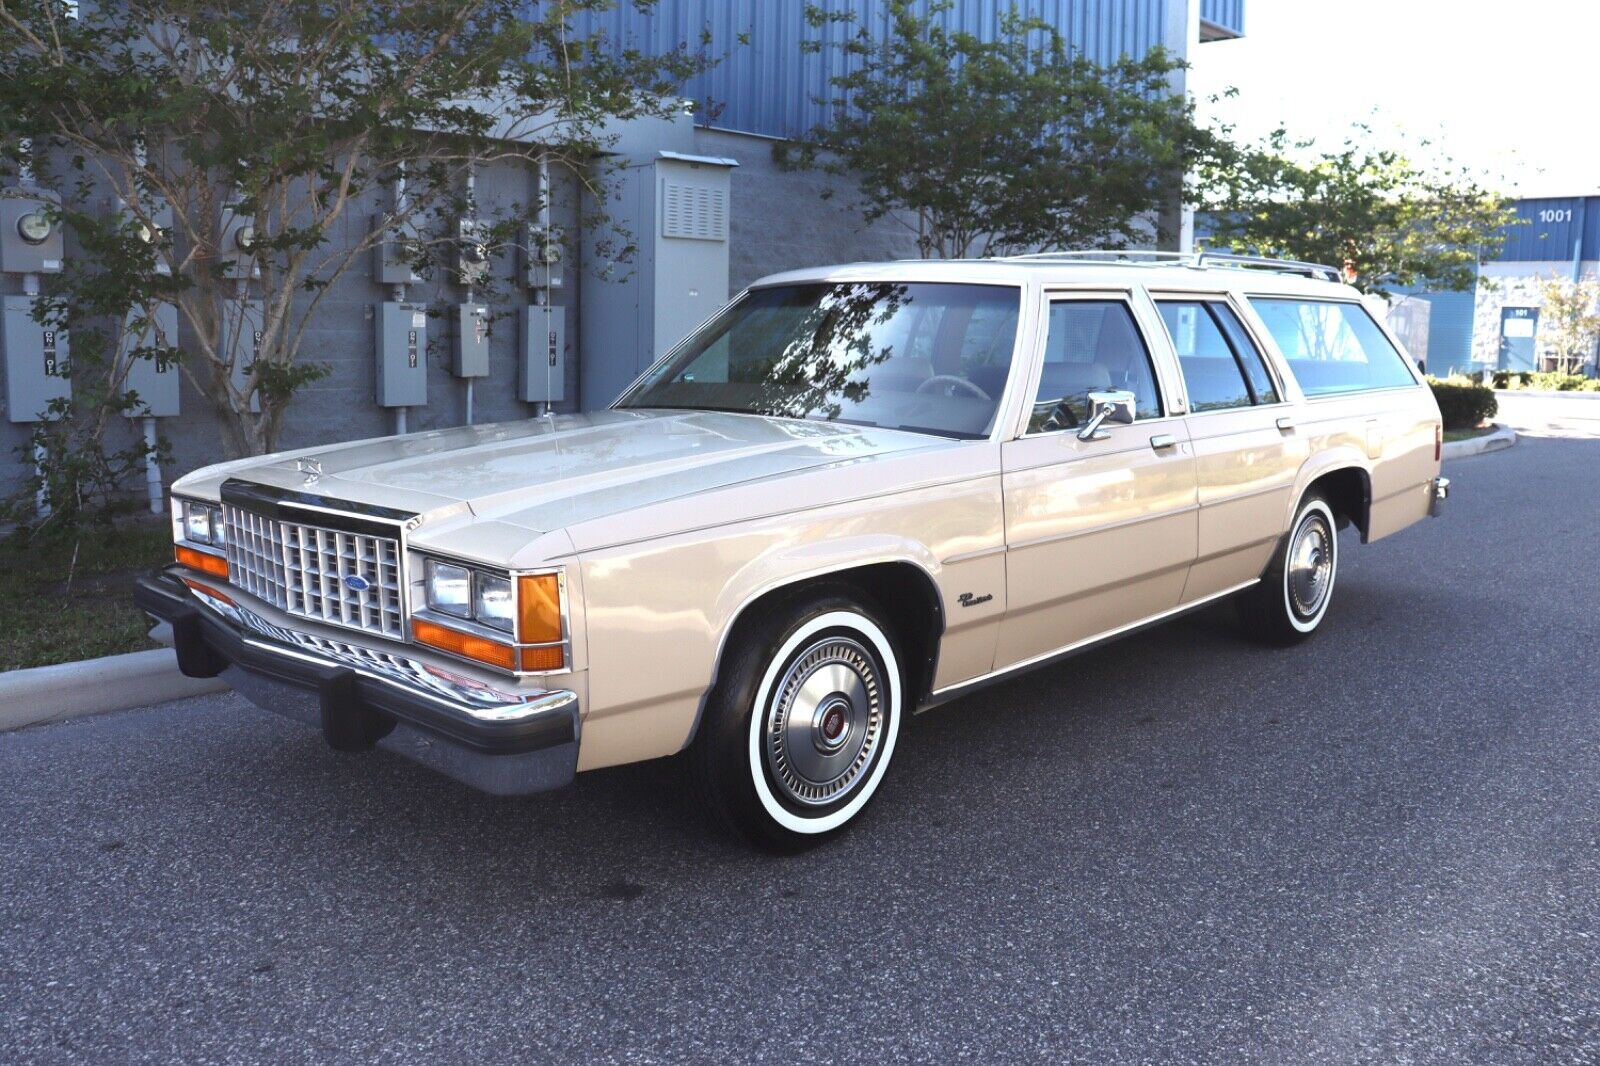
left=196, top=409, right=951, bottom=535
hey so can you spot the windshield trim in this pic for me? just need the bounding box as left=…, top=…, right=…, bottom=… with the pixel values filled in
left=612, top=280, right=1029, bottom=444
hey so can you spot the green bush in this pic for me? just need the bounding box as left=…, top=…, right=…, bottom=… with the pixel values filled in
left=1427, top=377, right=1498, bottom=430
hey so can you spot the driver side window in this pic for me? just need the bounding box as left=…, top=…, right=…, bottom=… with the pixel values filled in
left=1029, top=299, right=1163, bottom=434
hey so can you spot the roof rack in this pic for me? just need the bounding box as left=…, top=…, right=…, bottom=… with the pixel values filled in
left=995, top=248, right=1343, bottom=283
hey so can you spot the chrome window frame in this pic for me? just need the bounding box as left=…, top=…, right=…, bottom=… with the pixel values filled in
left=1012, top=286, right=1183, bottom=440
left=1145, top=290, right=1294, bottom=417
left=1241, top=293, right=1427, bottom=399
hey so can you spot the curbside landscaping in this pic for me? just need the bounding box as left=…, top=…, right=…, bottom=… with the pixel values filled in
left=0, top=645, right=227, bottom=734
left=1442, top=423, right=1516, bottom=460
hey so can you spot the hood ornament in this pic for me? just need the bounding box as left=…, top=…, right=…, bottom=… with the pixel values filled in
left=295, top=457, right=322, bottom=485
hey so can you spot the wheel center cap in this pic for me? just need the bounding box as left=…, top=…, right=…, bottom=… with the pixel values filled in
left=814, top=697, right=851, bottom=752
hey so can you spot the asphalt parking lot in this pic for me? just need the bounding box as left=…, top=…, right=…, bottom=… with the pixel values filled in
left=4, top=414, right=1599, bottom=1063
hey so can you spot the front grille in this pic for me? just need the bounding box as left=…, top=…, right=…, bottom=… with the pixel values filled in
left=223, top=505, right=405, bottom=639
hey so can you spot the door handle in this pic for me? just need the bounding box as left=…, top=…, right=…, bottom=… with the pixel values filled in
left=1149, top=433, right=1177, bottom=451
left=1275, top=416, right=1295, bottom=431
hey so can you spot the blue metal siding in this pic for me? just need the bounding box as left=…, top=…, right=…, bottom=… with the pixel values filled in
left=1412, top=291, right=1476, bottom=376
left=1200, top=0, right=1243, bottom=36
left=1495, top=196, right=1600, bottom=263
left=571, top=0, right=1172, bottom=140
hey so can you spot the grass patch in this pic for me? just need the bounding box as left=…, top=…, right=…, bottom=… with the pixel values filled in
left=0, top=522, right=172, bottom=672
left=1444, top=425, right=1495, bottom=443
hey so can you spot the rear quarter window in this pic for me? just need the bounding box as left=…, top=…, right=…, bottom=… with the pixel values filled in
left=1248, top=297, right=1418, bottom=397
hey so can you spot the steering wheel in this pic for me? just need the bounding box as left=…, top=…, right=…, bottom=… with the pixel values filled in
left=915, top=375, right=990, bottom=401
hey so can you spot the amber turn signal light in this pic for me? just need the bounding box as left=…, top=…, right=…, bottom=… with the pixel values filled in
left=176, top=545, right=229, bottom=578
left=412, top=618, right=516, bottom=672
left=519, top=645, right=565, bottom=672
left=517, top=573, right=562, bottom=644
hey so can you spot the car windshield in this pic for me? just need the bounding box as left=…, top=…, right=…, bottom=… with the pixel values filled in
left=617, top=282, right=1022, bottom=439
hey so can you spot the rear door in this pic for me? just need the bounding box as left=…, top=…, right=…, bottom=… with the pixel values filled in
left=1151, top=295, right=1308, bottom=602
left=996, top=291, right=1197, bottom=670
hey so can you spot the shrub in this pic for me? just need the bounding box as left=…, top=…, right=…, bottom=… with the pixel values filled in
left=1427, top=377, right=1498, bottom=430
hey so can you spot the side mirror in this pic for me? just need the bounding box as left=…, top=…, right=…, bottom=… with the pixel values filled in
left=1077, top=389, right=1137, bottom=441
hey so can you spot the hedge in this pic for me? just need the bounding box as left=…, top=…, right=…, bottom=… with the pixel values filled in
left=1427, top=378, right=1498, bottom=430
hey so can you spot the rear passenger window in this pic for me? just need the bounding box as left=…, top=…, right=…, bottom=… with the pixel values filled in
left=1157, top=302, right=1252, bottom=412
left=1249, top=298, right=1418, bottom=397
left=1030, top=300, right=1162, bottom=433
left=1211, top=304, right=1280, bottom=404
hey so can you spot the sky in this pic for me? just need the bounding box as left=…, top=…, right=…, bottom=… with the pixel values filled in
left=1187, top=0, right=1600, bottom=198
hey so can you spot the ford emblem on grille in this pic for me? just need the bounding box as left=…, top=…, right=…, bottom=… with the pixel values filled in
left=343, top=574, right=371, bottom=592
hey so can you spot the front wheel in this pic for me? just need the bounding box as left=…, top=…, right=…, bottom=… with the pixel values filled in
left=690, top=588, right=903, bottom=852
left=1239, top=493, right=1339, bottom=645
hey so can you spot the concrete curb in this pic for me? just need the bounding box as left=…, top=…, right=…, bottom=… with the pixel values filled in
left=0, top=647, right=228, bottom=733
left=1443, top=423, right=1516, bottom=460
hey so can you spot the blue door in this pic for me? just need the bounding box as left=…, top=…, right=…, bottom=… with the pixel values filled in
left=1499, top=307, right=1539, bottom=371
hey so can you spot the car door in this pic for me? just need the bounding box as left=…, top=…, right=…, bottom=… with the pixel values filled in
left=995, top=291, right=1198, bottom=671
left=1150, top=294, right=1309, bottom=602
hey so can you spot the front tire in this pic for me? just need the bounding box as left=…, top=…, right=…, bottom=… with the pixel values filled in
left=690, top=588, right=903, bottom=852
left=1239, top=493, right=1339, bottom=645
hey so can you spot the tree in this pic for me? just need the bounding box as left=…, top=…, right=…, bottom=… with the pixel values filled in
left=0, top=0, right=708, bottom=460
left=1536, top=275, right=1600, bottom=375
left=776, top=0, right=1219, bottom=259
left=1196, top=125, right=1515, bottom=296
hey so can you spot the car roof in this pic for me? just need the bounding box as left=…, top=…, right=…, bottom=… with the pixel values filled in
left=750, top=253, right=1360, bottom=300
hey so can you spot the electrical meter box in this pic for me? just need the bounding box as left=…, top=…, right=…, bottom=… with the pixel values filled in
left=377, top=302, right=428, bottom=407
left=457, top=219, right=490, bottom=288
left=454, top=303, right=490, bottom=378
left=114, top=196, right=174, bottom=276
left=222, top=298, right=264, bottom=413
left=122, top=302, right=181, bottom=418
left=373, top=215, right=423, bottom=286
left=1, top=188, right=65, bottom=274
left=219, top=203, right=258, bottom=279
left=2, top=296, right=70, bottom=422
left=523, top=225, right=565, bottom=292
left=520, top=305, right=566, bottom=403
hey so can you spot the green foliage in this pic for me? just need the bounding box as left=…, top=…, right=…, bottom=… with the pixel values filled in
left=1535, top=276, right=1600, bottom=376
left=777, top=0, right=1218, bottom=258
left=1197, top=125, right=1516, bottom=295
left=1, top=0, right=709, bottom=458
left=1427, top=376, right=1498, bottom=430
left=1491, top=369, right=1600, bottom=392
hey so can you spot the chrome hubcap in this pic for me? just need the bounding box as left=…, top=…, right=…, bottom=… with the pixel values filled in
left=1287, top=513, right=1334, bottom=619
left=765, top=637, right=883, bottom=807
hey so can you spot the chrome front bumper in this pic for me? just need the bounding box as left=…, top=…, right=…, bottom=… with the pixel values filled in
left=1430, top=476, right=1451, bottom=518
left=134, top=570, right=579, bottom=796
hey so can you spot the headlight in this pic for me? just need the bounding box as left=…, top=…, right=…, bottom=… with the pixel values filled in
left=424, top=559, right=472, bottom=619
left=474, top=573, right=515, bottom=633
left=415, top=557, right=566, bottom=672
left=178, top=499, right=226, bottom=549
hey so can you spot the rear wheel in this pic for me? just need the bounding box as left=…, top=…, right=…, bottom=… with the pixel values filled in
left=1239, top=493, right=1339, bottom=645
left=690, top=588, right=903, bottom=852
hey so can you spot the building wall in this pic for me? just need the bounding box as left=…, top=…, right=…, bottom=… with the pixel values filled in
left=572, top=0, right=1182, bottom=141
left=1472, top=260, right=1600, bottom=370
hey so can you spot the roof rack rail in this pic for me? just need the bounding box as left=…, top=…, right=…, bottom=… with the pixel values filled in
left=1194, top=251, right=1343, bottom=283
left=994, top=248, right=1344, bottom=283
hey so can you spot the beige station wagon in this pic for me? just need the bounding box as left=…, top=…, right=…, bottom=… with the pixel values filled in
left=137, top=251, right=1450, bottom=849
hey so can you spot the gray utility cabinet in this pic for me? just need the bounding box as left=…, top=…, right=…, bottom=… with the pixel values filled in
left=581, top=151, right=736, bottom=409
left=121, top=302, right=181, bottom=418
left=376, top=302, right=428, bottom=407
left=520, top=304, right=566, bottom=403
left=1, top=296, right=69, bottom=422
left=454, top=303, right=490, bottom=378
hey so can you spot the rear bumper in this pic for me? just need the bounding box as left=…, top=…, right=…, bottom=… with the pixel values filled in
left=134, top=570, right=579, bottom=796
left=1430, top=476, right=1451, bottom=518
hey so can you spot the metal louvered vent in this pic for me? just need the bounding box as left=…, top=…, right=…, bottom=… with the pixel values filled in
left=661, top=180, right=728, bottom=241
left=224, top=505, right=405, bottom=639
